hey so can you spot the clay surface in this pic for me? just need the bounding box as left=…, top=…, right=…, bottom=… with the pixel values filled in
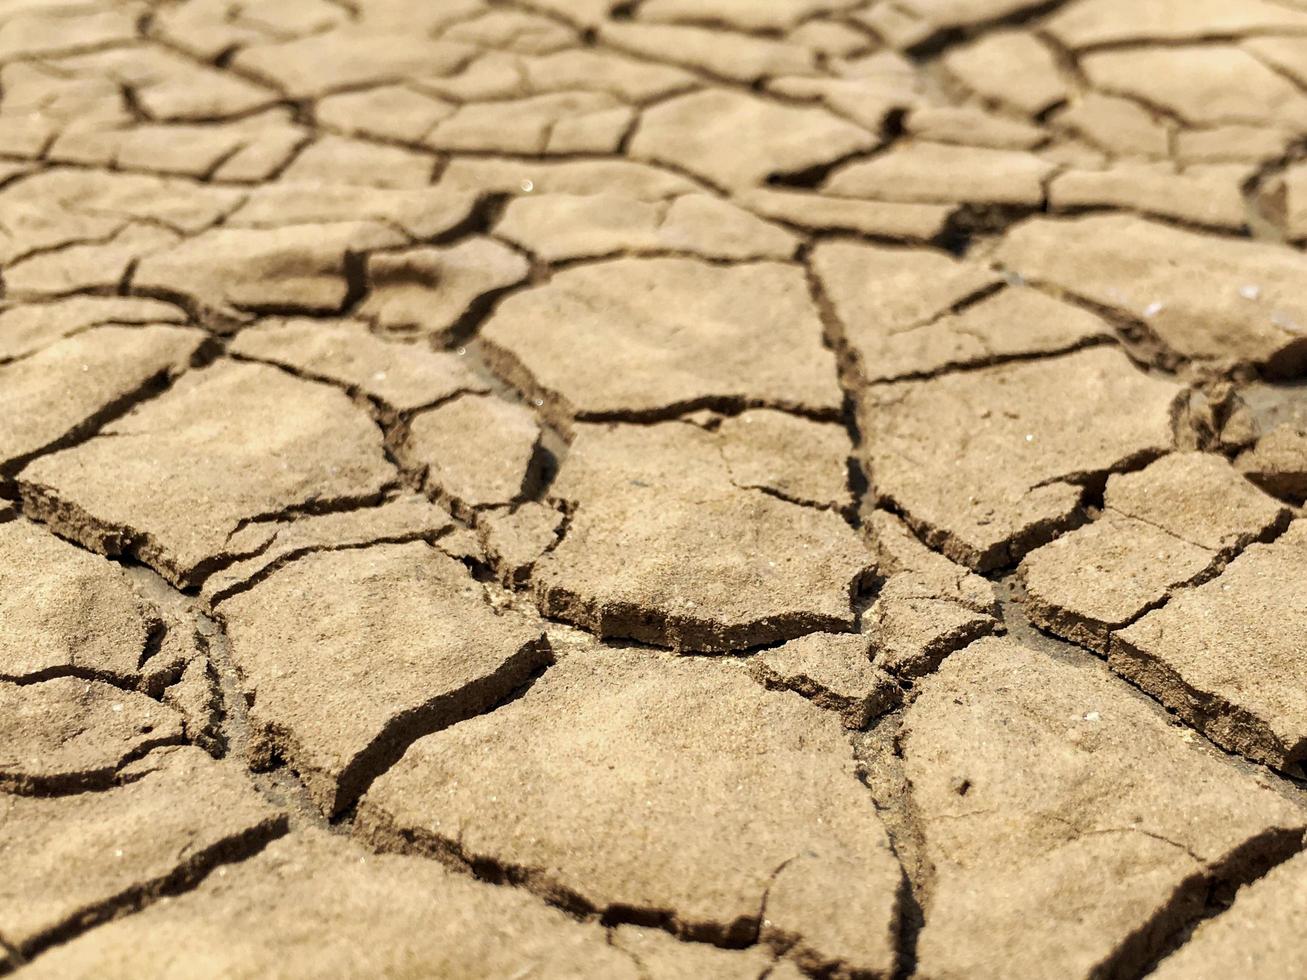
left=1111, top=521, right=1307, bottom=773
left=217, top=541, right=550, bottom=815
left=17, top=830, right=640, bottom=979
left=358, top=647, right=902, bottom=976
left=0, top=747, right=286, bottom=960
left=481, top=257, right=843, bottom=431
left=1019, top=452, right=1291, bottom=651
left=532, top=421, right=871, bottom=651
left=6, top=0, right=1307, bottom=974
left=904, top=637, right=1306, bottom=980
left=18, top=360, right=397, bottom=587
left=861, top=346, right=1183, bottom=572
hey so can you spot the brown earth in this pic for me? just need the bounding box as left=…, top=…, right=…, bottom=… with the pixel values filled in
left=2, top=0, right=1306, bottom=977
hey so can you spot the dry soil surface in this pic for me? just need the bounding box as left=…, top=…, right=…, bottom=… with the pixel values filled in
left=2, top=0, right=1307, bottom=977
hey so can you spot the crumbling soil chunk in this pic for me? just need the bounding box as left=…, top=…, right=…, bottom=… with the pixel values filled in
left=0, top=678, right=184, bottom=793
left=19, top=360, right=396, bottom=587
left=0, top=520, right=159, bottom=684
left=1020, top=453, right=1291, bottom=652
left=861, top=346, right=1183, bottom=572
left=1110, top=521, right=1307, bottom=772
left=0, top=746, right=286, bottom=960
left=904, top=637, right=1307, bottom=980
left=16, top=830, right=640, bottom=979
left=0, top=325, right=203, bottom=474
left=359, top=647, right=902, bottom=976
left=533, top=422, right=870, bottom=651
left=481, top=257, right=842, bottom=431
left=217, top=541, right=550, bottom=815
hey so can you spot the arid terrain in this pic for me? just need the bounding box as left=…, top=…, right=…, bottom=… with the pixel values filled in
left=2, top=0, right=1307, bottom=977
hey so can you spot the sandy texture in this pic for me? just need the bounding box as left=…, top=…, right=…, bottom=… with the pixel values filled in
left=358, top=648, right=902, bottom=976
left=5, top=0, right=1307, bottom=974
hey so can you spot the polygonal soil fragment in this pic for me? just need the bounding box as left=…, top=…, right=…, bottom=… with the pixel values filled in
left=995, top=214, right=1307, bottom=376
left=749, top=631, right=896, bottom=730
left=1176, top=124, right=1291, bottom=167
left=534, top=422, right=871, bottom=651
left=217, top=541, right=550, bottom=816
left=1110, top=521, right=1307, bottom=772
left=906, top=106, right=1045, bottom=150
left=736, top=188, right=953, bottom=240
left=861, top=346, right=1183, bottom=571
left=0, top=521, right=158, bottom=685
left=823, top=141, right=1055, bottom=207
left=50, top=45, right=279, bottom=122
left=426, top=93, right=633, bottom=156
left=40, top=116, right=307, bottom=185
left=3, top=225, right=181, bottom=300
left=278, top=135, right=436, bottom=188
left=716, top=410, right=853, bottom=511
left=865, top=573, right=1001, bottom=681
left=477, top=502, right=566, bottom=586
left=131, top=222, right=405, bottom=320
left=0, top=3, right=140, bottom=63
left=19, top=360, right=396, bottom=588
left=481, top=257, right=842, bottom=432
left=0, top=325, right=204, bottom=474
left=600, top=21, right=815, bottom=82
left=941, top=31, right=1067, bottom=117
left=1107, top=452, right=1291, bottom=554
left=17, top=830, right=639, bottom=980
left=0, top=746, right=287, bottom=960
left=813, top=240, right=1000, bottom=367
left=904, top=637, right=1307, bottom=980
left=1149, top=849, right=1307, bottom=980
left=1020, top=515, right=1215, bottom=655
left=864, top=511, right=1004, bottom=683
left=1053, top=94, right=1170, bottom=159
left=1020, top=452, right=1291, bottom=652
left=494, top=192, right=799, bottom=263
left=0, top=168, right=241, bottom=261
left=0, top=677, right=184, bottom=793
left=1080, top=46, right=1307, bottom=131
left=1238, top=424, right=1307, bottom=502
left=232, top=30, right=472, bottom=98
left=358, top=238, right=530, bottom=344
left=228, top=318, right=487, bottom=415
left=0, top=296, right=186, bottom=363
left=198, top=494, right=455, bottom=606
left=864, top=510, right=1000, bottom=617
left=358, top=647, right=901, bottom=976
left=1049, top=164, right=1250, bottom=232
left=401, top=393, right=542, bottom=517
left=1046, top=0, right=1307, bottom=48
left=225, top=183, right=475, bottom=241
left=813, top=241, right=1109, bottom=382
left=629, top=89, right=874, bottom=189
left=495, top=46, right=696, bottom=99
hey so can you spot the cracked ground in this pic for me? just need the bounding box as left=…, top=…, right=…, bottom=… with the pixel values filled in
left=2, top=0, right=1307, bottom=977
